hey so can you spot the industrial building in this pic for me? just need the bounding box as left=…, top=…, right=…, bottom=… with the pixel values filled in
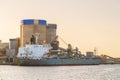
left=0, top=19, right=57, bottom=64
left=0, top=40, right=9, bottom=64
left=20, top=19, right=57, bottom=47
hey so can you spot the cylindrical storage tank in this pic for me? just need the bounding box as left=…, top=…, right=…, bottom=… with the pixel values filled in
left=47, top=24, right=57, bottom=29
left=20, top=19, right=36, bottom=47
left=9, top=38, right=20, bottom=55
left=22, top=19, right=34, bottom=25
left=37, top=23, right=47, bottom=44
left=38, top=20, right=47, bottom=25
left=21, top=24, right=34, bottom=47
left=86, top=51, right=94, bottom=57
left=46, top=24, right=57, bottom=43
left=9, top=39, right=16, bottom=49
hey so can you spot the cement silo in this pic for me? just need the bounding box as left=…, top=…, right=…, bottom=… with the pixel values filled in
left=35, top=20, right=47, bottom=44
left=20, top=19, right=47, bottom=47
left=6, top=38, right=19, bottom=63
left=46, top=24, right=57, bottom=43
left=20, top=19, right=34, bottom=47
left=9, top=38, right=20, bottom=54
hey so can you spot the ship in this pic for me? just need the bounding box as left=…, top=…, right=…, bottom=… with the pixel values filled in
left=17, top=35, right=100, bottom=66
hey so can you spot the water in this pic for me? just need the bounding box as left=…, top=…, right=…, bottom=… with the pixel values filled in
left=0, top=64, right=120, bottom=80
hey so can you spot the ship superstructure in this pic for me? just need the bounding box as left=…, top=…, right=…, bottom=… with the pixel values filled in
left=17, top=35, right=100, bottom=66
left=17, top=44, right=100, bottom=66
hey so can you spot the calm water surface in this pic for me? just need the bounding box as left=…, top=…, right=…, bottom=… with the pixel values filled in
left=0, top=64, right=120, bottom=80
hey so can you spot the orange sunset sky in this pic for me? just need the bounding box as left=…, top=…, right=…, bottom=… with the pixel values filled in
left=0, top=0, right=120, bottom=57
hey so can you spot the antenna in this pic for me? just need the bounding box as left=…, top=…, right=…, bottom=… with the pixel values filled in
left=94, top=47, right=97, bottom=56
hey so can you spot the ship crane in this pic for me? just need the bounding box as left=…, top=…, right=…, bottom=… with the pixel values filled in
left=94, top=47, right=97, bottom=56
left=58, top=35, right=81, bottom=57
left=58, top=35, right=68, bottom=46
left=102, top=55, right=116, bottom=60
left=100, top=54, right=120, bottom=64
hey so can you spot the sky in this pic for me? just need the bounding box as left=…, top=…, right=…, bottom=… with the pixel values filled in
left=0, top=0, right=120, bottom=57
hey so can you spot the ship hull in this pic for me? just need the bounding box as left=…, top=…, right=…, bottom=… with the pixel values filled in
left=17, top=58, right=100, bottom=66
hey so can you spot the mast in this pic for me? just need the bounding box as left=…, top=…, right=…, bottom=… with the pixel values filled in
left=94, top=47, right=97, bottom=56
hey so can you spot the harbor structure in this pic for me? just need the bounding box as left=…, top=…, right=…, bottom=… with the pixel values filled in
left=17, top=19, right=101, bottom=66
left=1, top=19, right=120, bottom=65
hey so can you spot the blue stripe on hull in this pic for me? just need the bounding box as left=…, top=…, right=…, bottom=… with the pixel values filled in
left=18, top=58, right=100, bottom=66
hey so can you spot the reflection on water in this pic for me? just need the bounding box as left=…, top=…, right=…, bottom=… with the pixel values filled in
left=0, top=64, right=120, bottom=80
